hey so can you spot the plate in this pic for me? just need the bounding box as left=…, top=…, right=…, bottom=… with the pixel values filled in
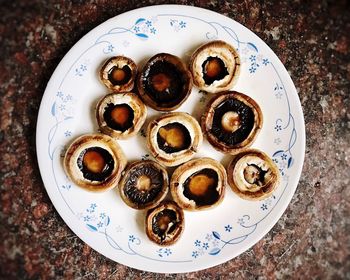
left=36, top=5, right=305, bottom=273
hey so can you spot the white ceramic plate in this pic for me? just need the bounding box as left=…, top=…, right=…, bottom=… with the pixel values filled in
left=36, top=5, right=305, bottom=273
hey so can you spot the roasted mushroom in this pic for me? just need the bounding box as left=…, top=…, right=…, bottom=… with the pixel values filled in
left=170, top=158, right=227, bottom=211
left=227, top=149, right=281, bottom=200
left=100, top=56, right=137, bottom=92
left=147, top=112, right=203, bottom=167
left=145, top=201, right=184, bottom=246
left=189, top=40, right=240, bottom=93
left=96, top=92, right=147, bottom=139
left=118, top=160, right=168, bottom=210
left=137, top=53, right=192, bottom=111
left=202, top=91, right=263, bottom=154
left=64, top=133, right=127, bottom=192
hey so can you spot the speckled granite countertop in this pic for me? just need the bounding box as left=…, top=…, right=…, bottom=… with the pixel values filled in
left=1, top=0, right=349, bottom=279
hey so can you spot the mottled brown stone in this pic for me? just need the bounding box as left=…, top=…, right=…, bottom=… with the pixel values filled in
left=33, top=203, right=50, bottom=219
left=0, top=0, right=349, bottom=279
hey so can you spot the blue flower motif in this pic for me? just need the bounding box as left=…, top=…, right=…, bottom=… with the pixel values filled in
left=75, top=69, right=82, bottom=76
left=90, top=203, right=97, bottom=209
left=272, top=158, right=278, bottom=163
left=198, top=248, right=205, bottom=256
left=56, top=91, right=63, bottom=98
left=62, top=184, right=71, bottom=190
left=97, top=221, right=103, bottom=228
left=274, top=138, right=282, bottom=145
left=157, top=250, right=164, bottom=257
left=212, top=239, right=219, bottom=247
left=194, top=240, right=201, bottom=247
left=65, top=94, right=72, bottom=101
left=279, top=160, right=287, bottom=168
left=192, top=251, right=199, bottom=258
left=274, top=124, right=282, bottom=131
left=249, top=66, right=256, bottom=73
left=64, top=130, right=72, bottom=137
left=100, top=213, right=106, bottom=219
left=225, top=224, right=232, bottom=232
left=80, top=64, right=87, bottom=71
left=83, top=215, right=90, bottom=222
left=249, top=55, right=256, bottom=62
left=134, top=26, right=140, bottom=32
left=107, top=44, right=114, bottom=53
left=129, top=235, right=136, bottom=242
left=115, top=225, right=123, bottom=232
left=59, top=104, right=66, bottom=111
left=150, top=27, right=156, bottom=34
left=205, top=233, right=213, bottom=241
left=262, top=58, right=269, bottom=65
left=237, top=218, right=245, bottom=225
left=179, top=21, right=186, bottom=28
left=145, top=20, right=152, bottom=27
left=261, top=204, right=268, bottom=211
left=275, top=92, right=283, bottom=99
left=202, top=242, right=209, bottom=250
left=281, top=153, right=287, bottom=160
left=164, top=248, right=172, bottom=256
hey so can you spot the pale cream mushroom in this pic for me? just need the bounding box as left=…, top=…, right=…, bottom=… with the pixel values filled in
left=64, top=133, right=126, bottom=192
left=100, top=56, right=137, bottom=92
left=189, top=40, right=240, bottom=93
left=96, top=92, right=147, bottom=139
left=147, top=112, right=202, bottom=167
left=170, top=157, right=227, bottom=211
left=227, top=149, right=281, bottom=200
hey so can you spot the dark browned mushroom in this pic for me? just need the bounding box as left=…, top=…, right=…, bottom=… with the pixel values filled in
left=145, top=201, right=184, bottom=246
left=118, top=160, right=168, bottom=210
left=201, top=91, right=263, bottom=154
left=137, top=53, right=192, bottom=111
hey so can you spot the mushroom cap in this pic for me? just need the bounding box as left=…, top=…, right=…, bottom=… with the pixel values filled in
left=96, top=92, right=147, bottom=139
left=201, top=91, right=263, bottom=154
left=118, top=160, right=169, bottom=210
left=170, top=157, right=227, bottom=211
left=137, top=53, right=193, bottom=111
left=147, top=112, right=203, bottom=167
left=227, top=149, right=281, bottom=200
left=100, top=56, right=137, bottom=92
left=145, top=201, right=185, bottom=246
left=64, top=133, right=127, bottom=192
left=189, top=40, right=240, bottom=93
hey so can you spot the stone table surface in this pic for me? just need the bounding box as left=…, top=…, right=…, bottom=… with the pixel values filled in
left=0, top=0, right=349, bottom=279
